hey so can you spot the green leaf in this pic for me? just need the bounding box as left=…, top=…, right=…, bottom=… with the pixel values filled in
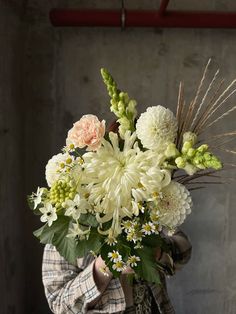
left=136, top=246, right=161, bottom=285
left=33, top=216, right=70, bottom=244
left=75, top=230, right=101, bottom=258
left=33, top=216, right=79, bottom=264
left=79, top=213, right=98, bottom=228
left=142, top=234, right=163, bottom=248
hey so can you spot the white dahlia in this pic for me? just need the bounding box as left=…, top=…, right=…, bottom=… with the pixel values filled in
left=136, top=105, right=178, bottom=151
left=45, top=153, right=74, bottom=187
left=157, top=181, right=192, bottom=229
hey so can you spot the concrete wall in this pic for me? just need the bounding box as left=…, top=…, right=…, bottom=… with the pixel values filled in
left=1, top=0, right=236, bottom=313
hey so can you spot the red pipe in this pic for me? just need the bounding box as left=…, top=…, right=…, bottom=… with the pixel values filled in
left=50, top=9, right=236, bottom=28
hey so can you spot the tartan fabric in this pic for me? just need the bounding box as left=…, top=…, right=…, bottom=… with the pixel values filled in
left=42, top=230, right=191, bottom=314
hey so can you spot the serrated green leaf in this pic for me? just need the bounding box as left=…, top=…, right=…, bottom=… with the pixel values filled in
left=136, top=246, right=161, bottom=285
left=79, top=213, right=98, bottom=228
left=33, top=216, right=70, bottom=245
left=75, top=230, right=101, bottom=258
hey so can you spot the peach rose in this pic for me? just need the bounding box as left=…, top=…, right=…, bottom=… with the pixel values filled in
left=66, top=114, right=105, bottom=151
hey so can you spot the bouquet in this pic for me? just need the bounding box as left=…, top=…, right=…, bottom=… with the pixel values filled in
left=28, top=59, right=236, bottom=284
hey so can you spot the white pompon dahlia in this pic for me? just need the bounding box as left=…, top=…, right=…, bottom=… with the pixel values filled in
left=158, top=181, right=192, bottom=229
left=136, top=106, right=178, bottom=151
left=45, top=153, right=73, bottom=187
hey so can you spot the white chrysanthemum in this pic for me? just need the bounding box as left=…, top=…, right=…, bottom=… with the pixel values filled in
left=81, top=131, right=173, bottom=238
left=136, top=106, right=178, bottom=151
left=45, top=153, right=74, bottom=187
left=157, top=181, right=192, bottom=229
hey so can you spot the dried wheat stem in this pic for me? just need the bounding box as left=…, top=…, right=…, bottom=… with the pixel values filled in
left=185, top=181, right=223, bottom=185
left=176, top=81, right=184, bottom=125
left=199, top=86, right=236, bottom=132
left=191, top=58, right=211, bottom=110
left=203, top=104, right=236, bottom=131
left=190, top=69, right=219, bottom=130
left=217, top=147, right=236, bottom=155
left=188, top=186, right=205, bottom=191
left=208, top=131, right=236, bottom=140
left=194, top=79, right=225, bottom=134
left=210, top=137, right=236, bottom=149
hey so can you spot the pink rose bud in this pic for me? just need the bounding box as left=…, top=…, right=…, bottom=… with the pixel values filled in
left=66, top=114, right=106, bottom=151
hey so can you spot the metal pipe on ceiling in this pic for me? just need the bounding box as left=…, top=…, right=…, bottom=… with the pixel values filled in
left=49, top=0, right=236, bottom=28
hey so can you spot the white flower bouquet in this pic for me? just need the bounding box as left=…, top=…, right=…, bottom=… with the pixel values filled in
left=28, top=59, right=236, bottom=284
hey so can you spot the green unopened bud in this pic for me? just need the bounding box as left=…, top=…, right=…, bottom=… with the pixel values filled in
left=193, top=154, right=204, bottom=166
left=119, top=92, right=125, bottom=99
left=117, top=101, right=125, bottom=114
left=205, top=156, right=222, bottom=170
left=203, top=152, right=212, bottom=161
left=182, top=141, right=192, bottom=154
left=110, top=99, right=117, bottom=107
left=175, top=156, right=186, bottom=168
left=187, top=148, right=196, bottom=158
left=60, top=163, right=65, bottom=169
left=183, top=132, right=197, bottom=146
left=118, top=117, right=130, bottom=129
left=197, top=144, right=208, bottom=153
left=183, top=163, right=198, bottom=175
left=165, top=143, right=180, bottom=158
left=126, top=100, right=137, bottom=118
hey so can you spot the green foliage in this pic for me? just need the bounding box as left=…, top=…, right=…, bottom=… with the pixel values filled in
left=79, top=213, right=99, bottom=228
left=136, top=246, right=161, bottom=285
left=34, top=216, right=101, bottom=264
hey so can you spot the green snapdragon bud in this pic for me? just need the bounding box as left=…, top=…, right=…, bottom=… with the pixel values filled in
left=204, top=155, right=222, bottom=170
left=118, top=101, right=125, bottom=114
left=197, top=144, right=208, bottom=153
left=183, top=163, right=198, bottom=175
left=187, top=148, right=196, bottom=158
left=183, top=131, right=197, bottom=146
left=175, top=156, right=186, bottom=168
left=165, top=143, right=180, bottom=158
left=182, top=141, right=192, bottom=154
left=101, top=68, right=137, bottom=137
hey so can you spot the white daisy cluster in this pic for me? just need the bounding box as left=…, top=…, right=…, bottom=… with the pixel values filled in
left=107, top=250, right=141, bottom=272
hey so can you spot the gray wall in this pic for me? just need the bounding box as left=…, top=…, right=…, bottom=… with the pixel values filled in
left=1, top=0, right=236, bottom=313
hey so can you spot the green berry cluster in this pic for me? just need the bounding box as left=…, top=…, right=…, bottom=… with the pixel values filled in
left=101, top=68, right=137, bottom=136
left=49, top=179, right=76, bottom=209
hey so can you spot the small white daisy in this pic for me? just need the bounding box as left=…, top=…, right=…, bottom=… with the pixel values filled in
left=112, top=260, right=126, bottom=272
left=141, top=222, right=156, bottom=235
left=108, top=250, right=122, bottom=262
left=127, top=255, right=141, bottom=267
